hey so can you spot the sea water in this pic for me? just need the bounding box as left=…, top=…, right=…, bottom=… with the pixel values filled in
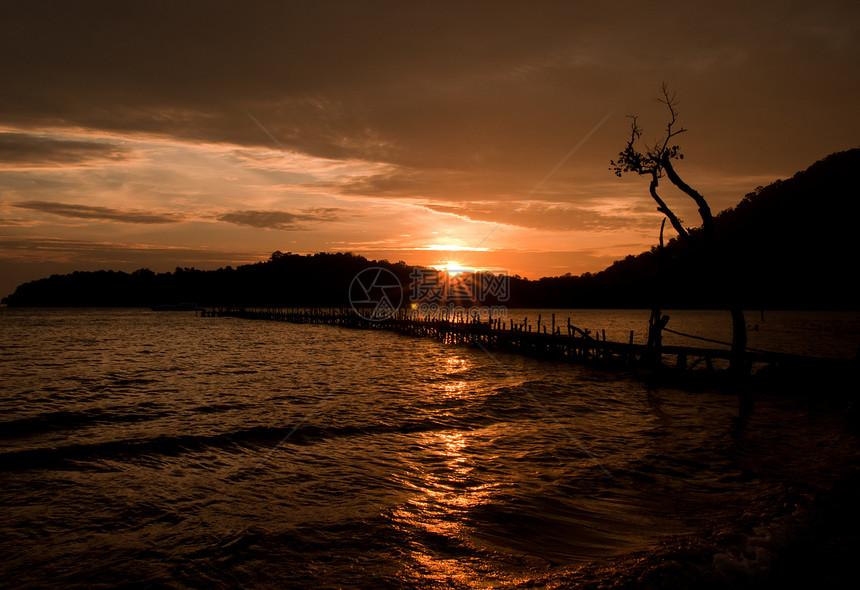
left=1, top=308, right=858, bottom=588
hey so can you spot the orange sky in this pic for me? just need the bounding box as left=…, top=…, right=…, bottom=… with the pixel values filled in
left=2, top=1, right=859, bottom=298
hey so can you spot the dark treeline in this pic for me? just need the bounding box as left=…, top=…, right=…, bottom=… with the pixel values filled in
left=2, top=253, right=419, bottom=308
left=3, top=149, right=858, bottom=310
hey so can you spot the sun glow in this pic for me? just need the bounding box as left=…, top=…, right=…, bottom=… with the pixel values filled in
left=419, top=244, right=489, bottom=252
left=430, top=260, right=473, bottom=276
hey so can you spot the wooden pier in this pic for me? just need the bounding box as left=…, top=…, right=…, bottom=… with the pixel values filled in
left=199, top=307, right=857, bottom=390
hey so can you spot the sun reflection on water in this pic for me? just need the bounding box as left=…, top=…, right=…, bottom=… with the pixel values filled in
left=393, top=429, right=505, bottom=586
left=439, top=356, right=471, bottom=400
left=390, top=354, right=512, bottom=586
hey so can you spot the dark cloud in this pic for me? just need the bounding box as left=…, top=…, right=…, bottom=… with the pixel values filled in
left=0, top=133, right=129, bottom=167
left=10, top=201, right=181, bottom=224
left=216, top=207, right=341, bottom=230
left=2, top=0, right=857, bottom=185
left=0, top=217, right=28, bottom=226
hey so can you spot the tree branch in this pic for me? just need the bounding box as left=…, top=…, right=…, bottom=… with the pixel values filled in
left=661, top=154, right=713, bottom=241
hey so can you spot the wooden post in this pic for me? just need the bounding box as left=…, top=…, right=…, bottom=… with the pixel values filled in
left=628, top=330, right=635, bottom=366
left=730, top=306, right=747, bottom=377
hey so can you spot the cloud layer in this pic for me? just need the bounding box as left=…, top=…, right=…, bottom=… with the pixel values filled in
left=11, top=200, right=180, bottom=224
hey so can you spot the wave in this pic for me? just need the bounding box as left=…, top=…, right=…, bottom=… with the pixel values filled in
left=0, top=415, right=502, bottom=472
left=0, top=401, right=270, bottom=440
left=0, top=407, right=169, bottom=439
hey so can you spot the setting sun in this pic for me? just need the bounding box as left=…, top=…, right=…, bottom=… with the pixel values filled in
left=430, top=261, right=473, bottom=276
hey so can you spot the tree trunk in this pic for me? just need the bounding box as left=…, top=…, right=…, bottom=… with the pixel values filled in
left=647, top=307, right=662, bottom=368
left=649, top=175, right=688, bottom=239
left=664, top=157, right=746, bottom=376
left=647, top=220, right=668, bottom=371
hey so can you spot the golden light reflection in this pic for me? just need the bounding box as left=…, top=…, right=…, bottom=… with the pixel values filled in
left=389, top=356, right=505, bottom=586
left=393, top=430, right=501, bottom=586
left=442, top=381, right=467, bottom=398
left=440, top=357, right=469, bottom=399
left=443, top=356, right=468, bottom=373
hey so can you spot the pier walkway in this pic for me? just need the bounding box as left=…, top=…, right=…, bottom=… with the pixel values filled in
left=199, top=307, right=855, bottom=387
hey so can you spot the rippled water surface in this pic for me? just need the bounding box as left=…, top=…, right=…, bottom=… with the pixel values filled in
left=1, top=308, right=858, bottom=588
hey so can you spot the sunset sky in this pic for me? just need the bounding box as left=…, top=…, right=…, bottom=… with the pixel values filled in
left=2, top=0, right=859, bottom=298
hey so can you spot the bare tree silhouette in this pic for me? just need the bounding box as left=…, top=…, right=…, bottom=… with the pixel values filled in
left=611, top=84, right=747, bottom=375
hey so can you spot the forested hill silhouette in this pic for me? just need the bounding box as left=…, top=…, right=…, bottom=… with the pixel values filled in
left=2, top=253, right=422, bottom=308
left=532, top=147, right=860, bottom=310
left=3, top=148, right=858, bottom=310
